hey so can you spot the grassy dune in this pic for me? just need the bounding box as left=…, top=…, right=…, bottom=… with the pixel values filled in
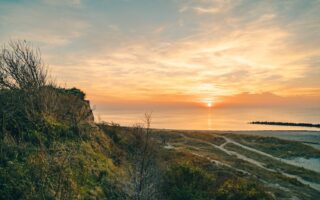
left=150, top=129, right=320, bottom=199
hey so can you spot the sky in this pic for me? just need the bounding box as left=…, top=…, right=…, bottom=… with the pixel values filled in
left=1, top=0, right=320, bottom=111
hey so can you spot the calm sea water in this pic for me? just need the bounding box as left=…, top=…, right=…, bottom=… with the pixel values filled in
left=94, top=106, right=320, bottom=131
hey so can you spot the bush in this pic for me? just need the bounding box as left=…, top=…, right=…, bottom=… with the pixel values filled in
left=54, top=87, right=86, bottom=100
left=163, top=163, right=216, bottom=200
left=98, top=122, right=121, bottom=144
left=216, top=178, right=273, bottom=200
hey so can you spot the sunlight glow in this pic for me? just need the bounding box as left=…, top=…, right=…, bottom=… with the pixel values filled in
left=1, top=0, right=318, bottom=107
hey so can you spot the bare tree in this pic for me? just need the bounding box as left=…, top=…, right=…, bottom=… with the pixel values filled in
left=129, top=113, right=162, bottom=200
left=0, top=40, right=47, bottom=90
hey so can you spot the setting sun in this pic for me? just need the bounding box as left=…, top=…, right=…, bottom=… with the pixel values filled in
left=207, top=102, right=212, bottom=108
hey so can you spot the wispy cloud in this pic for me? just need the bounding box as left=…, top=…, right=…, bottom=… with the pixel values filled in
left=0, top=0, right=319, bottom=108
left=193, top=7, right=223, bottom=14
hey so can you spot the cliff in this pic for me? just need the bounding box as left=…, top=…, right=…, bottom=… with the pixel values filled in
left=0, top=87, right=129, bottom=199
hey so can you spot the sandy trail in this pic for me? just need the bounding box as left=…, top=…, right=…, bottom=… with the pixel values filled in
left=221, top=136, right=320, bottom=173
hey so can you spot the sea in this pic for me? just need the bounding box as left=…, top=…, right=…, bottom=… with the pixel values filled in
left=94, top=105, right=320, bottom=131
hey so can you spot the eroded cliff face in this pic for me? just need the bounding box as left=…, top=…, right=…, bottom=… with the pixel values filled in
left=83, top=100, right=95, bottom=123
left=84, top=100, right=94, bottom=123
left=46, top=87, right=95, bottom=127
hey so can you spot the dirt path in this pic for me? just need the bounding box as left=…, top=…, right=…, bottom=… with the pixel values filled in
left=222, top=136, right=320, bottom=173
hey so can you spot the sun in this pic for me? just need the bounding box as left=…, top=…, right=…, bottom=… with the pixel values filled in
left=207, top=102, right=212, bottom=107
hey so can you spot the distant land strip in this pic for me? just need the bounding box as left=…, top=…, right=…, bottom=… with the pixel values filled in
left=249, top=121, right=320, bottom=128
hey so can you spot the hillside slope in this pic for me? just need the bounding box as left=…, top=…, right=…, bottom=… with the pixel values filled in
left=0, top=87, right=131, bottom=199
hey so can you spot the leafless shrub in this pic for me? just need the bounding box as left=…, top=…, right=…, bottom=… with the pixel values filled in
left=128, top=113, right=162, bottom=200
left=0, top=40, right=47, bottom=90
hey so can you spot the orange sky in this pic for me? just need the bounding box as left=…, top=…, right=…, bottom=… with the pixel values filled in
left=1, top=0, right=319, bottom=110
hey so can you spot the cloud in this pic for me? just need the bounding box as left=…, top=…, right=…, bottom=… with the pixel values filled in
left=193, top=7, right=222, bottom=14
left=49, top=14, right=318, bottom=104
left=180, top=0, right=235, bottom=15
left=0, top=0, right=319, bottom=107
left=0, top=2, right=88, bottom=46
left=215, top=92, right=320, bottom=108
